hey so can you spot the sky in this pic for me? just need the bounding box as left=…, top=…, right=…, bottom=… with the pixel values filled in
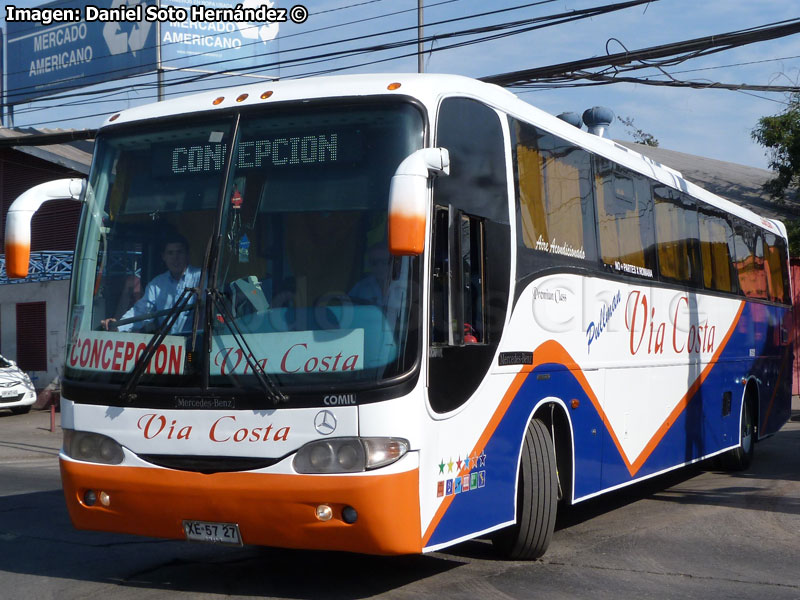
left=2, top=0, right=800, bottom=171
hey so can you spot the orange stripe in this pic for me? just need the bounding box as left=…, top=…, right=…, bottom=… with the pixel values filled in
left=422, top=300, right=746, bottom=546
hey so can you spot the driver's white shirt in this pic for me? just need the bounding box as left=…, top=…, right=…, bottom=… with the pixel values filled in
left=118, top=266, right=202, bottom=334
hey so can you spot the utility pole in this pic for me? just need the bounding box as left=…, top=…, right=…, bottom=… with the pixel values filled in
left=156, top=0, right=164, bottom=101
left=417, top=0, right=424, bottom=73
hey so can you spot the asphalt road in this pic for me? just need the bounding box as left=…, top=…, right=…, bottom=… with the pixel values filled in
left=1, top=404, right=799, bottom=600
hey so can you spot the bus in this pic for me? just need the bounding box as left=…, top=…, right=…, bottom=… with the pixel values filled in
left=5, top=74, right=793, bottom=559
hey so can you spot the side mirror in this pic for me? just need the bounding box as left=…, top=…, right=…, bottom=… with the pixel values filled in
left=5, top=178, right=85, bottom=278
left=388, top=148, right=449, bottom=256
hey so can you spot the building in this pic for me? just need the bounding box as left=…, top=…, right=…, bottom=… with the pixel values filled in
left=616, top=141, right=797, bottom=221
left=0, top=128, right=92, bottom=388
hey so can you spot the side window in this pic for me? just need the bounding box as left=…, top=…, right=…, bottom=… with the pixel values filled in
left=512, top=120, right=597, bottom=262
left=698, top=210, right=737, bottom=293
left=732, top=220, right=754, bottom=297
left=653, top=187, right=701, bottom=285
left=733, top=220, right=768, bottom=299
left=430, top=206, right=488, bottom=347
left=461, top=213, right=486, bottom=344
left=764, top=233, right=790, bottom=303
left=431, top=207, right=451, bottom=345
left=429, top=98, right=510, bottom=414
left=595, top=158, right=656, bottom=278
left=753, top=233, right=769, bottom=300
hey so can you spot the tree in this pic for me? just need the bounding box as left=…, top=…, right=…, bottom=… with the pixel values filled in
left=751, top=93, right=800, bottom=201
left=752, top=93, right=800, bottom=255
left=617, top=116, right=659, bottom=147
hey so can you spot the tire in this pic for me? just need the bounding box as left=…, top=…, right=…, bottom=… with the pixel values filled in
left=725, top=397, right=755, bottom=471
left=492, top=418, right=558, bottom=560
left=9, top=405, right=31, bottom=415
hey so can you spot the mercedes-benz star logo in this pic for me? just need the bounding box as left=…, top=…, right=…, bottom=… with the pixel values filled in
left=314, top=410, right=337, bottom=435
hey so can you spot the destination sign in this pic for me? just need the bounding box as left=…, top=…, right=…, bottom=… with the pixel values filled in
left=154, top=129, right=363, bottom=176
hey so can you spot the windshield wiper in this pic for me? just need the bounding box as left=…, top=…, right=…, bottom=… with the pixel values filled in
left=208, top=288, right=288, bottom=405
left=119, top=287, right=198, bottom=403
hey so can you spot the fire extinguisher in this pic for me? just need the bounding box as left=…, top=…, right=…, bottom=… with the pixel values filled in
left=464, top=323, right=478, bottom=344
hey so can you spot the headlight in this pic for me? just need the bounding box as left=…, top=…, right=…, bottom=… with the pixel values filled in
left=294, top=437, right=409, bottom=474
left=63, top=430, right=124, bottom=465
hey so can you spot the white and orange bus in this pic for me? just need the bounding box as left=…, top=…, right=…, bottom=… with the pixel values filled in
left=6, top=74, right=793, bottom=559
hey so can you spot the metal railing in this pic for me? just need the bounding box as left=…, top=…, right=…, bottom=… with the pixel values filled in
left=0, top=251, right=73, bottom=284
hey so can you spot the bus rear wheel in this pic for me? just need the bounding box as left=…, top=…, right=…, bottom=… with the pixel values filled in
left=725, top=398, right=755, bottom=471
left=491, top=418, right=557, bottom=560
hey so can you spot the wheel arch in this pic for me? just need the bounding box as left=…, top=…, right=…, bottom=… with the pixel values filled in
left=509, top=397, right=576, bottom=507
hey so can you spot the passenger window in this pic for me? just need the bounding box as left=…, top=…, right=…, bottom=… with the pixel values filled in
left=595, top=158, right=656, bottom=277
left=753, top=234, right=769, bottom=300
left=733, top=221, right=768, bottom=299
left=653, top=188, right=701, bottom=284
left=764, top=232, right=789, bottom=303
left=698, top=210, right=737, bottom=293
left=512, top=121, right=597, bottom=262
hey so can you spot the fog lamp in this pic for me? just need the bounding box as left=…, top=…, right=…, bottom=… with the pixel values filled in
left=316, top=505, right=333, bottom=521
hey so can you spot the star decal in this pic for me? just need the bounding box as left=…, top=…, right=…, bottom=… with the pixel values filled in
left=447, top=457, right=454, bottom=473
left=464, top=455, right=471, bottom=469
left=456, top=456, right=463, bottom=471
left=438, top=459, right=445, bottom=475
left=478, top=450, right=486, bottom=467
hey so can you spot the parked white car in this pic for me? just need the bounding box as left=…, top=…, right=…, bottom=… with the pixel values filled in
left=0, top=355, right=36, bottom=415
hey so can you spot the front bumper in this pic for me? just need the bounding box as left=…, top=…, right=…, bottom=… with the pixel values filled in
left=0, top=388, right=35, bottom=409
left=60, top=457, right=422, bottom=555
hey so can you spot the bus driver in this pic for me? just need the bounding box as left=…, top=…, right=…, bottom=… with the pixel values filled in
left=101, top=234, right=201, bottom=334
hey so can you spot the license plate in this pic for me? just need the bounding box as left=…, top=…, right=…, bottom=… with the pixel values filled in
left=0, top=389, right=17, bottom=398
left=183, top=520, right=242, bottom=546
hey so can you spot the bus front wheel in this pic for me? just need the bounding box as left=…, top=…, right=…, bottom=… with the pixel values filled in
left=491, top=418, right=557, bottom=560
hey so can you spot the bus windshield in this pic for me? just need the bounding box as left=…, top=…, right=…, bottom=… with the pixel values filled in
left=65, top=101, right=425, bottom=398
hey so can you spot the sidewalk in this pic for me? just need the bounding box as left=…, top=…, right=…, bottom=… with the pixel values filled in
left=0, top=408, right=62, bottom=461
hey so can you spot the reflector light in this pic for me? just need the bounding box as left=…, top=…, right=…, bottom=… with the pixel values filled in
left=109, top=113, right=120, bottom=122
left=387, top=82, right=402, bottom=90
left=99, top=491, right=111, bottom=507
left=213, top=97, right=225, bottom=105
left=236, top=94, right=249, bottom=102
left=571, top=399, right=580, bottom=409
left=260, top=91, right=274, bottom=99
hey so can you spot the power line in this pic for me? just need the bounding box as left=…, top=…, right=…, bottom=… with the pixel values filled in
left=9, top=4, right=800, bottom=129
left=481, top=18, right=800, bottom=87
left=4, top=0, right=621, bottom=116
